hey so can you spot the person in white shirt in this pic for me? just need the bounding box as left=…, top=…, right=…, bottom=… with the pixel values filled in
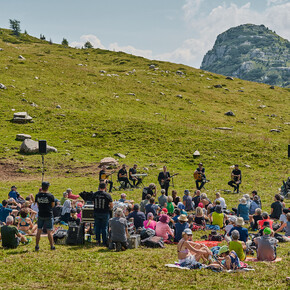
left=215, top=192, right=227, bottom=210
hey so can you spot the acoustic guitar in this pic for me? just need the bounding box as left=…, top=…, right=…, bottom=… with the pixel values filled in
left=194, top=171, right=203, bottom=181
left=100, top=170, right=115, bottom=180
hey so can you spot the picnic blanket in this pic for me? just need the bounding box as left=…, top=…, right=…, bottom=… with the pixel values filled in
left=165, top=263, right=254, bottom=272
left=245, top=257, right=282, bottom=263
left=193, top=240, right=222, bottom=247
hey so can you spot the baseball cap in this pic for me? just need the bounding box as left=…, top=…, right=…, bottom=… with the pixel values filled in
left=184, top=189, right=190, bottom=195
left=42, top=182, right=50, bottom=189
left=183, top=228, right=192, bottom=235
left=263, top=227, right=271, bottom=235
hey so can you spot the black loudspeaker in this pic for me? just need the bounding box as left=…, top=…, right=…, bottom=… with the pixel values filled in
left=288, top=144, right=290, bottom=158
left=39, top=140, right=47, bottom=154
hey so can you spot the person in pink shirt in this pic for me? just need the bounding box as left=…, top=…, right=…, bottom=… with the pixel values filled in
left=155, top=214, right=174, bottom=241
left=143, top=212, right=156, bottom=230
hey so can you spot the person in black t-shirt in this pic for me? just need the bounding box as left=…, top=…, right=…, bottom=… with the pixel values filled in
left=99, top=165, right=114, bottom=193
left=129, top=164, right=142, bottom=188
left=93, top=183, right=113, bottom=246
left=142, top=183, right=156, bottom=200
left=270, top=194, right=283, bottom=220
left=35, top=182, right=55, bottom=251
left=194, top=163, right=207, bottom=190
left=228, top=165, right=242, bottom=193
left=118, top=164, right=133, bottom=188
left=193, top=190, right=201, bottom=209
left=158, top=166, right=171, bottom=196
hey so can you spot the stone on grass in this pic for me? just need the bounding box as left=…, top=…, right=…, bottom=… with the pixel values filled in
left=193, top=150, right=200, bottom=157
left=20, top=139, right=57, bottom=154
left=225, top=111, right=235, bottom=116
left=269, top=86, right=275, bottom=89
left=270, top=129, right=280, bottom=133
left=18, top=55, right=25, bottom=60
left=176, top=70, right=184, bottom=76
left=16, top=134, right=31, bottom=141
left=0, top=83, right=7, bottom=89
left=114, top=153, right=126, bottom=159
left=99, top=157, right=119, bottom=168
left=226, top=76, right=234, bottom=80
left=12, top=112, right=33, bottom=123
left=215, top=127, right=233, bottom=130
left=259, top=105, right=267, bottom=109
left=176, top=94, right=183, bottom=98
left=56, top=105, right=61, bottom=109
left=214, top=84, right=222, bottom=88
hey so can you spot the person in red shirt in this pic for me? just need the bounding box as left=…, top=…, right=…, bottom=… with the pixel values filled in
left=258, top=212, right=273, bottom=229
left=66, top=188, right=84, bottom=205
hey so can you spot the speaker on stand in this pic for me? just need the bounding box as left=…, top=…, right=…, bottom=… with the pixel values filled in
left=39, top=140, right=47, bottom=182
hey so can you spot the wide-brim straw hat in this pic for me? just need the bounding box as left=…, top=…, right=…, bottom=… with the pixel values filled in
left=236, top=217, right=245, bottom=226
left=178, top=214, right=188, bottom=222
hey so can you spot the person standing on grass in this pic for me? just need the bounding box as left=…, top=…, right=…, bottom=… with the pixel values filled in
left=93, top=182, right=113, bottom=246
left=35, top=182, right=55, bottom=251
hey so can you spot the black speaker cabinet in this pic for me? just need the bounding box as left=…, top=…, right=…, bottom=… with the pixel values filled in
left=39, top=140, right=47, bottom=154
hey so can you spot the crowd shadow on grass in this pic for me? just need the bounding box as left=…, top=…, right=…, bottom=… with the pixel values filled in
left=66, top=244, right=110, bottom=253
left=1, top=248, right=29, bottom=255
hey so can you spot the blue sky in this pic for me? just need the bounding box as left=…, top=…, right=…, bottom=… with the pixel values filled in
left=1, top=0, right=289, bottom=68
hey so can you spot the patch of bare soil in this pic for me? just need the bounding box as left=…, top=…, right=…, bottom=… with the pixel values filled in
left=0, top=159, right=101, bottom=181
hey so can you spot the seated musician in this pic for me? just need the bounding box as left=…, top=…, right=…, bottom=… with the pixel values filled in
left=194, top=163, right=207, bottom=190
left=118, top=164, right=133, bottom=188
left=158, top=166, right=171, bottom=196
left=99, top=165, right=114, bottom=193
left=228, top=165, right=242, bottom=193
left=129, top=164, right=142, bottom=188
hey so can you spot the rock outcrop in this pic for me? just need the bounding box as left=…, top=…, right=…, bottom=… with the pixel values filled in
left=201, top=24, right=290, bottom=88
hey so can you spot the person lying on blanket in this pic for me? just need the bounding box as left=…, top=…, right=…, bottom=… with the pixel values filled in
left=177, top=228, right=212, bottom=265
left=209, top=245, right=241, bottom=270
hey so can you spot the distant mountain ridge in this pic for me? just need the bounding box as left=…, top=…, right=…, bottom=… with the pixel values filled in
left=201, top=24, right=290, bottom=87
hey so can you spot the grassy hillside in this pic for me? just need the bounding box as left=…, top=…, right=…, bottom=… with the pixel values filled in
left=0, top=29, right=289, bottom=289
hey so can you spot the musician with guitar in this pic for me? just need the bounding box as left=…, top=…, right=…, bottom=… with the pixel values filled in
left=99, top=165, right=115, bottom=193
left=118, top=164, right=133, bottom=189
left=158, top=166, right=171, bottom=196
left=129, top=164, right=142, bottom=188
left=228, top=164, right=242, bottom=193
left=194, top=163, right=208, bottom=190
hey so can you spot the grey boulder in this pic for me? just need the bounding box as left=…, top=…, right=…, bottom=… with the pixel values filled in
left=20, top=139, right=57, bottom=154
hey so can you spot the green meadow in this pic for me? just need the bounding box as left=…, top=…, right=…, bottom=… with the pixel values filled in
left=0, top=29, right=289, bottom=289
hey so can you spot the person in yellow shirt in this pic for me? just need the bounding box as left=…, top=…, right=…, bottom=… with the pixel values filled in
left=210, top=205, right=225, bottom=229
left=228, top=230, right=246, bottom=261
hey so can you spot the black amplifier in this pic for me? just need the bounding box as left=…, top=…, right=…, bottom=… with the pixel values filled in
left=82, top=203, right=94, bottom=223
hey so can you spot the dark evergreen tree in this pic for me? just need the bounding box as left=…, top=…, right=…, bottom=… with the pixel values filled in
left=84, top=41, right=93, bottom=49
left=9, top=19, right=21, bottom=36
left=61, top=38, right=69, bottom=46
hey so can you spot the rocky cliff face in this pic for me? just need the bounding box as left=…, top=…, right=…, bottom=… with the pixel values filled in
left=201, top=24, right=290, bottom=87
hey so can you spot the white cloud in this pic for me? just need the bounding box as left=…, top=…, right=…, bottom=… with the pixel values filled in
left=108, top=43, right=153, bottom=59
left=164, top=1, right=290, bottom=68
left=70, top=34, right=105, bottom=49
left=69, top=1, right=290, bottom=69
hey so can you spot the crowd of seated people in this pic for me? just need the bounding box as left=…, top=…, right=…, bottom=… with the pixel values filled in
left=0, top=182, right=289, bottom=270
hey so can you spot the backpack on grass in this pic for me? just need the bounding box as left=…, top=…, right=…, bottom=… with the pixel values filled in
left=141, top=236, right=164, bottom=248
